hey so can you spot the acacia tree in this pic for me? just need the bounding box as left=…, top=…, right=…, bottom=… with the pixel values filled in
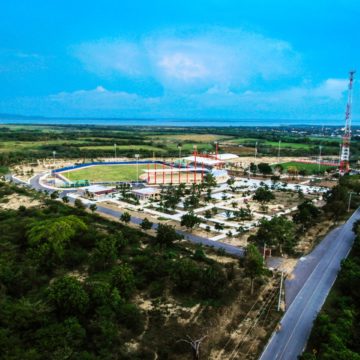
left=243, top=244, right=265, bottom=294
left=27, top=215, right=87, bottom=261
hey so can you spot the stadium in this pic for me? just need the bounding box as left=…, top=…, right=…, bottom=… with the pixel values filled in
left=51, top=158, right=230, bottom=189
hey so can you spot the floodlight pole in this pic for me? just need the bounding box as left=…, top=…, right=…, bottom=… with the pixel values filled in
left=278, top=140, right=281, bottom=161
left=193, top=145, right=197, bottom=184
left=254, top=141, right=258, bottom=176
left=318, top=145, right=322, bottom=172
left=135, top=154, right=140, bottom=184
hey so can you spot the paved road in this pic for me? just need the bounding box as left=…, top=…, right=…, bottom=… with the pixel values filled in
left=259, top=208, right=360, bottom=360
left=20, top=174, right=245, bottom=257
left=285, top=226, right=342, bottom=307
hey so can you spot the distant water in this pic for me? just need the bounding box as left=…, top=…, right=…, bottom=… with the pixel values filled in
left=0, top=117, right=356, bottom=127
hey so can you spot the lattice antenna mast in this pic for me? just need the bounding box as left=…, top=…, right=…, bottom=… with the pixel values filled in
left=339, top=70, right=356, bottom=175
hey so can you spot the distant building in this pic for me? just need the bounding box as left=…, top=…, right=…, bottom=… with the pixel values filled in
left=79, top=185, right=115, bottom=198
left=132, top=187, right=161, bottom=201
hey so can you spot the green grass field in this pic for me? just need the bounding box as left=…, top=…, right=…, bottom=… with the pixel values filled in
left=277, top=161, right=337, bottom=173
left=62, top=164, right=166, bottom=182
left=79, top=145, right=165, bottom=152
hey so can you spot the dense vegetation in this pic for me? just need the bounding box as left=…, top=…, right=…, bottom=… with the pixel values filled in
left=0, top=182, right=261, bottom=359
left=1, top=124, right=359, bottom=171
left=301, top=221, right=360, bottom=359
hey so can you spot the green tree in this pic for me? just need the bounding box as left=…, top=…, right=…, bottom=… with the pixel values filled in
left=170, top=258, right=200, bottom=292
left=257, top=162, right=273, bottom=175
left=293, top=200, right=320, bottom=231
left=243, top=244, right=265, bottom=294
left=62, top=195, right=69, bottom=204
left=154, top=223, right=181, bottom=247
left=48, top=276, right=89, bottom=315
left=111, top=263, right=135, bottom=299
left=120, top=211, right=131, bottom=224
left=90, top=236, right=117, bottom=271
left=50, top=191, right=59, bottom=200
left=203, top=172, right=217, bottom=188
left=199, top=265, right=227, bottom=299
left=89, top=203, right=97, bottom=213
left=214, top=222, right=224, bottom=231
left=27, top=215, right=87, bottom=260
left=250, top=216, right=296, bottom=255
left=253, top=186, right=275, bottom=204
left=181, top=211, right=201, bottom=231
left=74, top=198, right=85, bottom=210
left=140, top=217, right=153, bottom=231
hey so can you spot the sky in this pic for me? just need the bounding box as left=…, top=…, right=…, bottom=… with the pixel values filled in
left=0, top=0, right=359, bottom=121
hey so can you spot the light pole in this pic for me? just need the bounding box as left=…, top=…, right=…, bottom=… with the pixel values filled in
left=348, top=191, right=356, bottom=212
left=135, top=154, right=140, bottom=184
left=114, top=143, right=117, bottom=159
left=318, top=145, right=322, bottom=173
left=254, top=141, right=258, bottom=176
left=52, top=151, right=56, bottom=165
left=278, top=140, right=281, bottom=162
left=178, top=144, right=182, bottom=162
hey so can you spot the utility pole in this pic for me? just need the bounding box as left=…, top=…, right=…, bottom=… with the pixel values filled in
left=277, top=272, right=284, bottom=311
left=348, top=192, right=355, bottom=212
left=263, top=242, right=266, bottom=260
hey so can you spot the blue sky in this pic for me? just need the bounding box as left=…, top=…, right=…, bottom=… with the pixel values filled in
left=0, top=0, right=359, bottom=120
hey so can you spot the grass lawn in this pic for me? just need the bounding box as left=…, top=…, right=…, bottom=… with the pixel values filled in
left=152, top=134, right=233, bottom=142
left=277, top=161, right=337, bottom=173
left=0, top=140, right=89, bottom=152
left=62, top=164, right=167, bottom=182
left=79, top=145, right=166, bottom=152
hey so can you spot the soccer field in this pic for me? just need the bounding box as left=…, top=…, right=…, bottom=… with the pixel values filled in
left=62, top=164, right=162, bottom=182
left=278, top=161, right=337, bottom=173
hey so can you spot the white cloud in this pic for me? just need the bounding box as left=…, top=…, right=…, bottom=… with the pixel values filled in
left=72, top=28, right=300, bottom=91
left=2, top=77, right=348, bottom=119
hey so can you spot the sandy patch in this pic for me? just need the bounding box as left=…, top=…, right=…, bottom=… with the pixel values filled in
left=0, top=194, right=41, bottom=210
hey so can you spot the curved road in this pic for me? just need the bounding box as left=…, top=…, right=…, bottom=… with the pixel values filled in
left=23, top=174, right=245, bottom=257
left=259, top=208, right=360, bottom=360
